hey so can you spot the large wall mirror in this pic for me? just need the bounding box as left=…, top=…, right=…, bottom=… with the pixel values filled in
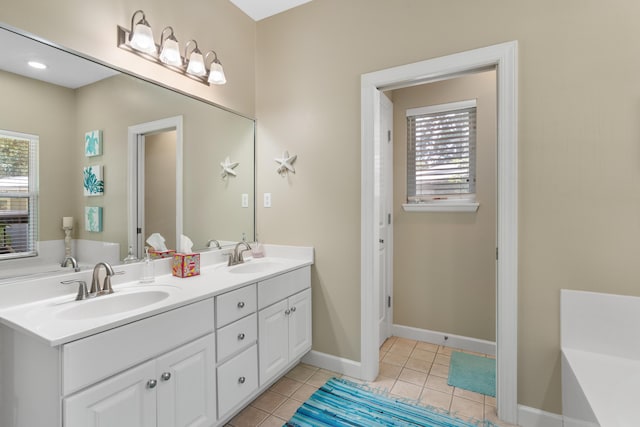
left=0, top=25, right=255, bottom=280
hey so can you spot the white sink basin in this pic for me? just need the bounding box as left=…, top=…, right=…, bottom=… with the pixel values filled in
left=55, top=290, right=171, bottom=320
left=227, top=260, right=285, bottom=274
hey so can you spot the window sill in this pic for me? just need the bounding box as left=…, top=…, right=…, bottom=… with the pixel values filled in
left=402, top=202, right=479, bottom=213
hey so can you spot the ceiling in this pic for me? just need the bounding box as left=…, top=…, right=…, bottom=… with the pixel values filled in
left=229, top=0, right=312, bottom=21
left=0, top=28, right=117, bottom=89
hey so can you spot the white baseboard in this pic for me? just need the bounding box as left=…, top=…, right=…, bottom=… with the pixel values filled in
left=392, top=324, right=496, bottom=356
left=517, top=405, right=563, bottom=427
left=301, top=350, right=362, bottom=379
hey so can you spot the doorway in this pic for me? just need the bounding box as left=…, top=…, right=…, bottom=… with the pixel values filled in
left=361, top=42, right=518, bottom=423
left=127, top=116, right=183, bottom=259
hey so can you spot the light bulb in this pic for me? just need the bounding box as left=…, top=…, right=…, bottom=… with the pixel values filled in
left=159, top=37, right=181, bottom=66
left=130, top=23, right=156, bottom=54
left=208, top=61, right=227, bottom=85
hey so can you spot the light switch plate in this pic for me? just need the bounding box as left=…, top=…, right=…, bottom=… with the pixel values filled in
left=263, top=193, right=272, bottom=208
left=241, top=193, right=249, bottom=208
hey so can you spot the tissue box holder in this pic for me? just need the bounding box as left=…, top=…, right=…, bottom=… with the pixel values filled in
left=149, top=249, right=175, bottom=259
left=172, top=253, right=200, bottom=278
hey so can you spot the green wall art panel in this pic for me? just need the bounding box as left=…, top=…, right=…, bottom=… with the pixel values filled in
left=85, top=130, right=102, bottom=157
left=85, top=206, right=103, bottom=232
left=83, top=165, right=104, bottom=196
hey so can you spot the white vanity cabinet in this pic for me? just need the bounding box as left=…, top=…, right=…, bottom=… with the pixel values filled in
left=0, top=298, right=216, bottom=427
left=0, top=256, right=313, bottom=427
left=64, top=333, right=215, bottom=427
left=258, top=267, right=311, bottom=386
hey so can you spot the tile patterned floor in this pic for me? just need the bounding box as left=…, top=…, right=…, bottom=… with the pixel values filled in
left=225, top=336, right=519, bottom=426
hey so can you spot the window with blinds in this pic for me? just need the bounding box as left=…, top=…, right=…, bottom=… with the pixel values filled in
left=0, top=131, right=38, bottom=260
left=406, top=99, right=477, bottom=202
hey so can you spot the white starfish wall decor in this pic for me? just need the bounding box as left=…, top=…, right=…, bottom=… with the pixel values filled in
left=275, top=151, right=297, bottom=176
left=220, top=156, right=239, bottom=178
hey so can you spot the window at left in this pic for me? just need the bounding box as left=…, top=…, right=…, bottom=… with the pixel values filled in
left=0, top=130, right=38, bottom=259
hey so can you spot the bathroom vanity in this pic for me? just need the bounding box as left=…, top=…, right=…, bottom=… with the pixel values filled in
left=0, top=246, right=313, bottom=427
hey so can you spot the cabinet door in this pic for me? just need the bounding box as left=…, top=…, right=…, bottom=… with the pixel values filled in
left=289, top=289, right=312, bottom=360
left=64, top=360, right=156, bottom=427
left=156, top=334, right=216, bottom=427
left=258, top=299, right=289, bottom=385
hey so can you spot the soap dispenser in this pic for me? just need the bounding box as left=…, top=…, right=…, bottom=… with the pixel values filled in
left=141, top=246, right=155, bottom=283
left=123, top=245, right=138, bottom=264
left=252, top=234, right=265, bottom=258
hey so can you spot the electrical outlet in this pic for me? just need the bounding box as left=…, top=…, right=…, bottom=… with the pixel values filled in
left=263, top=193, right=272, bottom=208
left=241, top=193, right=249, bottom=208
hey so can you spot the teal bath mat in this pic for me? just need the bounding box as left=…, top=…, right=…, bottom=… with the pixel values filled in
left=447, top=351, right=496, bottom=397
left=286, top=377, right=494, bottom=426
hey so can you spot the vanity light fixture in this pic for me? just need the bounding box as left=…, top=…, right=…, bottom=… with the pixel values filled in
left=159, top=27, right=182, bottom=67
left=117, top=10, right=227, bottom=86
left=129, top=10, right=156, bottom=55
left=205, top=51, right=227, bottom=85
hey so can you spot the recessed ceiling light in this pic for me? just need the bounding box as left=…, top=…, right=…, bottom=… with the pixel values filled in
left=28, top=61, right=47, bottom=70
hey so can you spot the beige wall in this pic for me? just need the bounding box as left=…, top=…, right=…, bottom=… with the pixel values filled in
left=391, top=71, right=496, bottom=342
left=1, top=0, right=256, bottom=116
left=0, top=70, right=77, bottom=240
left=256, top=0, right=640, bottom=414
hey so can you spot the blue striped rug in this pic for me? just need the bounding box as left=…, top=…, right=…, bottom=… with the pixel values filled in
left=285, top=378, right=495, bottom=426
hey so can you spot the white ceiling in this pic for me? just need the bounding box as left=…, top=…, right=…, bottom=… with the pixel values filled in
left=0, top=28, right=118, bottom=89
left=229, top=0, right=312, bottom=21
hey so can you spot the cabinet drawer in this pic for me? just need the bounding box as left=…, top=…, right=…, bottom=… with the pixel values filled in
left=217, top=344, right=258, bottom=418
left=62, top=298, right=215, bottom=396
left=258, top=267, right=310, bottom=309
left=216, top=284, right=256, bottom=327
left=217, top=313, right=257, bottom=362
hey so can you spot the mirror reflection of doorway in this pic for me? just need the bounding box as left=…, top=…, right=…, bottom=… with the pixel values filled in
left=128, top=116, right=183, bottom=260
left=142, top=130, right=176, bottom=252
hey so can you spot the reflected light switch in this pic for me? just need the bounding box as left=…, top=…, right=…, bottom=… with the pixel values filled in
left=241, top=193, right=249, bottom=208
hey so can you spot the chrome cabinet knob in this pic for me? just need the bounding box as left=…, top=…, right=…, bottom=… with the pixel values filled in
left=238, top=333, right=245, bottom=340
left=284, top=309, right=291, bottom=315
left=161, top=372, right=171, bottom=381
left=291, top=306, right=297, bottom=312
left=238, top=376, right=246, bottom=384
left=147, top=379, right=157, bottom=389
left=237, top=301, right=245, bottom=308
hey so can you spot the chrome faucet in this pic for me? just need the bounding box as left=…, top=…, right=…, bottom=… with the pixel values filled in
left=61, top=256, right=81, bottom=272
left=91, top=262, right=115, bottom=295
left=61, top=279, right=90, bottom=300
left=207, top=239, right=222, bottom=249
left=228, top=241, right=252, bottom=266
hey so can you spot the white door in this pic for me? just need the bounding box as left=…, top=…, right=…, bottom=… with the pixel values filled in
left=64, top=360, right=156, bottom=427
left=156, top=334, right=216, bottom=427
left=288, top=289, right=312, bottom=360
left=378, top=93, right=394, bottom=346
left=258, top=299, right=289, bottom=385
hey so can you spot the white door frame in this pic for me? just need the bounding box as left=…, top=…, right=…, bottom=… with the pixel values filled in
left=360, top=41, right=518, bottom=423
left=128, top=116, right=183, bottom=258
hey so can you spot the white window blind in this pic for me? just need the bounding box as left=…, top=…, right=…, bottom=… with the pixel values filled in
left=406, top=100, right=477, bottom=202
left=0, top=131, right=38, bottom=260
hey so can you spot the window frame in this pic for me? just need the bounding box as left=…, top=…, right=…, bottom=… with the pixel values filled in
left=403, top=99, right=479, bottom=212
left=0, top=129, right=39, bottom=260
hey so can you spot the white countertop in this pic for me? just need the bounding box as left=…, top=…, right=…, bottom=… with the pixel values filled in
left=0, top=245, right=313, bottom=347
